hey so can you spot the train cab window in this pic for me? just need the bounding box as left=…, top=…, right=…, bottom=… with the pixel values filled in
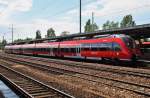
left=122, top=37, right=136, bottom=49
left=113, top=43, right=121, bottom=51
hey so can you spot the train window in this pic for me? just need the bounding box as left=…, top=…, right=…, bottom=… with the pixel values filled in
left=81, top=44, right=91, bottom=51
left=113, top=43, right=121, bottom=51
left=47, top=48, right=50, bottom=52
left=107, top=43, right=113, bottom=50
left=60, top=48, right=64, bottom=52
left=91, top=43, right=99, bottom=51
left=53, top=48, right=58, bottom=52
left=99, top=43, right=109, bottom=51
left=122, top=37, right=136, bottom=49
left=70, top=48, right=76, bottom=53
left=35, top=48, right=37, bottom=51
left=65, top=48, right=67, bottom=52
left=66, top=48, right=69, bottom=52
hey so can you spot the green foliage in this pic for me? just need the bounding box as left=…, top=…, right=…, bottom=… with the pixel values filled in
left=47, top=28, right=56, bottom=38
left=2, top=39, right=7, bottom=45
left=84, top=19, right=99, bottom=32
left=61, top=31, right=70, bottom=36
left=25, top=37, right=32, bottom=41
left=120, top=14, right=136, bottom=28
left=102, top=20, right=119, bottom=30
left=0, top=39, right=7, bottom=50
left=92, top=23, right=99, bottom=31
left=14, top=37, right=32, bottom=43
left=84, top=19, right=92, bottom=32
left=102, top=14, right=136, bottom=30
left=35, top=30, right=42, bottom=39
left=14, top=39, right=24, bottom=43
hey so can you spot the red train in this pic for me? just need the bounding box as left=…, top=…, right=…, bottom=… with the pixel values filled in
left=4, top=34, right=141, bottom=61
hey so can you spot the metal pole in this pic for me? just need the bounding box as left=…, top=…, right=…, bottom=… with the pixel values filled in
left=92, top=12, right=94, bottom=31
left=12, top=24, right=14, bottom=43
left=3, top=35, right=4, bottom=42
left=3, top=33, right=5, bottom=41
left=79, top=0, right=82, bottom=34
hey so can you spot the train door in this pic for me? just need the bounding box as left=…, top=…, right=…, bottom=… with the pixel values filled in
left=111, top=42, right=115, bottom=59
left=50, top=48, right=53, bottom=56
left=112, top=42, right=121, bottom=59
left=76, top=45, right=81, bottom=57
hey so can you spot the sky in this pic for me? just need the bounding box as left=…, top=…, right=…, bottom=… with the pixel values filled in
left=0, top=0, right=150, bottom=42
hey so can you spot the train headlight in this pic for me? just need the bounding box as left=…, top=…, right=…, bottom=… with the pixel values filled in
left=117, top=52, right=119, bottom=56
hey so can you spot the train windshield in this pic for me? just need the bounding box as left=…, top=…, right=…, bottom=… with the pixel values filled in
left=122, top=37, right=136, bottom=49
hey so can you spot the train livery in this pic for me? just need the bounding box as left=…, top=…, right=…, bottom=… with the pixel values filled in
left=4, top=34, right=141, bottom=61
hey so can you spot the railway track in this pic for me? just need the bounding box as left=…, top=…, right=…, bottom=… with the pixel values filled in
left=0, top=54, right=150, bottom=97
left=4, top=53, right=150, bottom=79
left=0, top=64, right=75, bottom=98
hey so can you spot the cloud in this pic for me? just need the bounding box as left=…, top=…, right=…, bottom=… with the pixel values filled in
left=12, top=18, right=78, bottom=41
left=0, top=0, right=33, bottom=42
left=65, top=0, right=150, bottom=30
left=0, top=0, right=32, bottom=25
left=67, top=0, right=150, bottom=19
left=11, top=0, right=32, bottom=12
left=1, top=0, right=150, bottom=42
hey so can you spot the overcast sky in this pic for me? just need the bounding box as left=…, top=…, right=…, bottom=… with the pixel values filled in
left=0, top=0, right=150, bottom=42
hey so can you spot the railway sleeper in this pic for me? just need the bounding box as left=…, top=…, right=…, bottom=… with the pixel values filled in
left=34, top=94, right=57, bottom=98
left=18, top=83, right=39, bottom=87
left=27, top=89, right=49, bottom=94
left=14, top=82, right=35, bottom=85
left=21, top=86, right=44, bottom=89
left=31, top=92, right=53, bottom=96
left=26, top=88, right=47, bottom=91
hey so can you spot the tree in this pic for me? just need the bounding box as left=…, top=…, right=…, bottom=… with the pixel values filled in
left=84, top=19, right=92, bottom=32
left=60, top=31, right=70, bottom=36
left=14, top=39, right=24, bottom=43
left=47, top=28, right=56, bottom=38
left=25, top=37, right=32, bottom=41
left=92, top=23, right=99, bottom=31
left=14, top=37, right=32, bottom=43
left=2, top=39, right=7, bottom=46
left=110, top=21, right=119, bottom=29
left=0, top=39, right=7, bottom=50
left=102, top=20, right=110, bottom=30
left=102, top=20, right=119, bottom=30
left=120, top=14, right=136, bottom=28
left=35, top=30, right=42, bottom=39
left=84, top=19, right=99, bottom=32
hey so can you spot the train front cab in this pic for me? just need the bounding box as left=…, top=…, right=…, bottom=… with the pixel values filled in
left=80, top=36, right=141, bottom=62
left=120, top=36, right=141, bottom=61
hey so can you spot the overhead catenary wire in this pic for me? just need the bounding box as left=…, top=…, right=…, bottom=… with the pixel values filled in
left=42, top=0, right=97, bottom=19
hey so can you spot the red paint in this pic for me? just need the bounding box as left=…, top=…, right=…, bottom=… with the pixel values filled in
left=5, top=35, right=142, bottom=60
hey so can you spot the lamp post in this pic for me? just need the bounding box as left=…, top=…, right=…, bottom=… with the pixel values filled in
left=79, top=0, right=82, bottom=34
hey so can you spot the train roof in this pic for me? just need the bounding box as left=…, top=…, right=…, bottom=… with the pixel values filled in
left=7, top=23, right=150, bottom=45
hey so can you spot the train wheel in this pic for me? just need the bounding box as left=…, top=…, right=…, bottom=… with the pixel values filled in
left=101, top=57, right=105, bottom=61
left=61, top=55, right=64, bottom=58
left=113, top=58, right=120, bottom=65
left=100, top=57, right=106, bottom=63
left=131, top=55, right=137, bottom=62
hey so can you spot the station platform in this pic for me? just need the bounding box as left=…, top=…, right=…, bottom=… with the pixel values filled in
left=0, top=80, right=19, bottom=98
